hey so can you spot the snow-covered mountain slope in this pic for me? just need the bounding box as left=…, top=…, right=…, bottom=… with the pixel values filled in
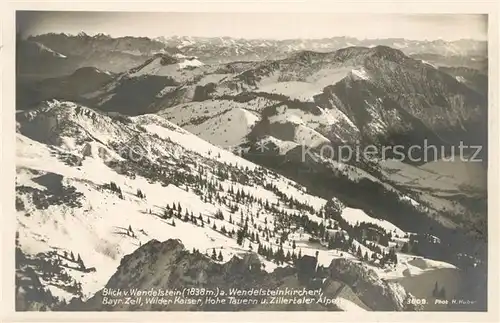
left=15, top=100, right=462, bottom=310
left=214, top=46, right=486, bottom=147
left=157, top=99, right=272, bottom=148
left=17, top=44, right=487, bottom=245
left=155, top=46, right=485, bottom=233
left=36, top=45, right=485, bottom=243
left=182, top=108, right=260, bottom=147
left=22, top=45, right=486, bottom=160
left=128, top=46, right=485, bottom=159
left=135, top=49, right=486, bottom=240
left=128, top=54, right=205, bottom=77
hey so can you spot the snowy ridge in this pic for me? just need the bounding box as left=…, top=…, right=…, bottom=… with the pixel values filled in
left=159, top=99, right=275, bottom=127
left=257, top=81, right=322, bottom=102
left=257, top=136, right=299, bottom=155
left=350, top=68, right=370, bottom=80
left=341, top=208, right=406, bottom=237
left=32, top=41, right=68, bottom=58
left=183, top=108, right=260, bottom=147
left=178, top=58, right=205, bottom=69
left=128, top=55, right=206, bottom=77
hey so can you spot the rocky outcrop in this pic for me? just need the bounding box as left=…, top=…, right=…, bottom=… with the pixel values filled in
left=327, top=258, right=410, bottom=311
left=75, top=239, right=418, bottom=311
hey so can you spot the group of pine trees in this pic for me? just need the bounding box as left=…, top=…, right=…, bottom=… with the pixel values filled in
left=264, top=183, right=316, bottom=214
left=63, top=250, right=86, bottom=270
left=103, top=181, right=148, bottom=201
left=157, top=190, right=400, bottom=268
left=256, top=243, right=302, bottom=265
left=32, top=251, right=84, bottom=297
left=136, top=189, right=146, bottom=199
left=109, top=129, right=413, bottom=270
left=210, top=248, right=224, bottom=261
left=126, top=225, right=136, bottom=238
left=192, top=247, right=224, bottom=262
left=162, top=203, right=205, bottom=227
left=324, top=231, right=398, bottom=266
left=105, top=181, right=124, bottom=199
left=161, top=188, right=401, bottom=268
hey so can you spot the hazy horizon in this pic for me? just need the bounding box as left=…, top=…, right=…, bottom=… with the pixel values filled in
left=17, top=12, right=488, bottom=41
left=20, top=32, right=488, bottom=43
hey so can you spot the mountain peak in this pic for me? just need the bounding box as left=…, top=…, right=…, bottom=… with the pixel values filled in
left=152, top=53, right=180, bottom=65
left=368, top=45, right=408, bottom=62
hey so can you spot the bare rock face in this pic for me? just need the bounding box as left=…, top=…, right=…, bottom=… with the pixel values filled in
left=327, top=258, right=417, bottom=311
left=74, top=239, right=418, bottom=312
left=295, top=255, right=318, bottom=284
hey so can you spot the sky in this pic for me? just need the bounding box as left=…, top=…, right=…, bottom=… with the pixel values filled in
left=17, top=11, right=488, bottom=41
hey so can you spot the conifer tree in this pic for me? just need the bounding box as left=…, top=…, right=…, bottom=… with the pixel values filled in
left=432, top=282, right=439, bottom=297
left=77, top=254, right=84, bottom=269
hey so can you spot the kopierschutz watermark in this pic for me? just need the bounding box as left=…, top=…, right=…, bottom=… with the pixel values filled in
left=69, top=138, right=483, bottom=166
left=299, top=139, right=484, bottom=163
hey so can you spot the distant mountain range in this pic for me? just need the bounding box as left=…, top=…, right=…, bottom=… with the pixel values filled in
left=18, top=33, right=487, bottom=79
left=154, top=35, right=488, bottom=63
